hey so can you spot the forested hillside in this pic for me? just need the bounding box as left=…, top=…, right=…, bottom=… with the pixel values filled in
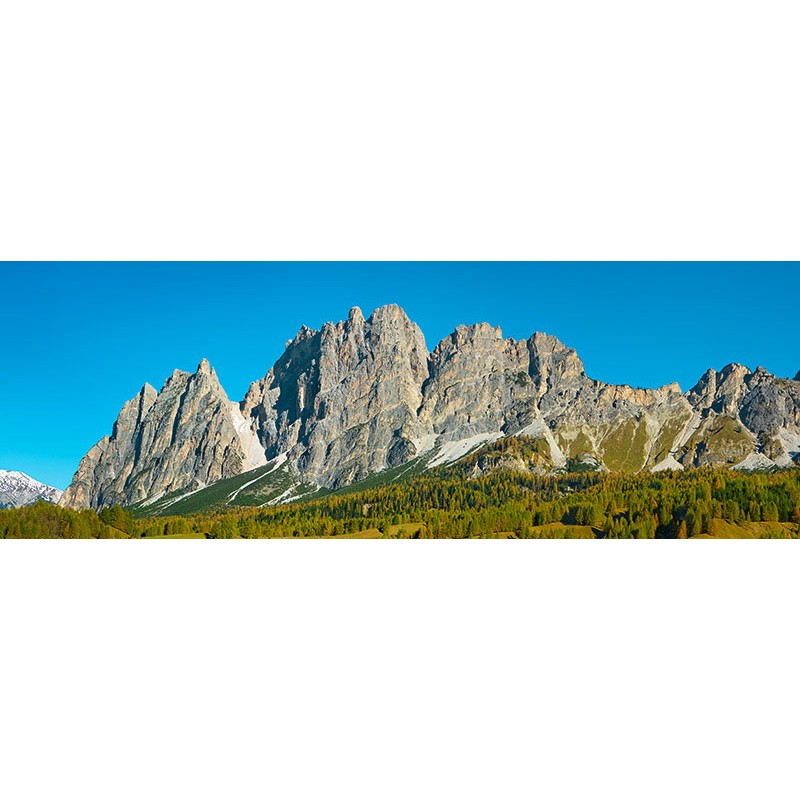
left=4, top=467, right=800, bottom=539
left=0, top=503, right=129, bottom=538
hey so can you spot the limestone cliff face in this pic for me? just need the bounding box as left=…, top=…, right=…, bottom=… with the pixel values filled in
left=242, top=305, right=431, bottom=488
left=61, top=306, right=800, bottom=509
left=419, top=323, right=692, bottom=473
left=418, top=324, right=603, bottom=441
left=683, top=365, right=800, bottom=467
left=60, top=360, right=265, bottom=509
left=419, top=323, right=533, bottom=439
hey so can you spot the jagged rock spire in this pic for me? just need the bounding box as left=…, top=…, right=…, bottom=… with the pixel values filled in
left=61, top=360, right=266, bottom=509
left=242, top=305, right=430, bottom=488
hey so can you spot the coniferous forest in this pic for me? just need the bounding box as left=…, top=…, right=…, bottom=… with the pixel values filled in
left=3, top=466, right=800, bottom=539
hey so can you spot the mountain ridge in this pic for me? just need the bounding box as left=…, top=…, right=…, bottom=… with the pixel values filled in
left=60, top=305, right=800, bottom=511
left=0, top=470, right=63, bottom=509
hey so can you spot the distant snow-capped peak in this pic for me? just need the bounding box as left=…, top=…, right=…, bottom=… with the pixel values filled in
left=0, top=470, right=63, bottom=509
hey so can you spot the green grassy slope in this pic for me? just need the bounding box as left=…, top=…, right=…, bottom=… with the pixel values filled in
left=131, top=441, right=444, bottom=517
left=129, top=430, right=793, bottom=520
left=129, top=458, right=318, bottom=517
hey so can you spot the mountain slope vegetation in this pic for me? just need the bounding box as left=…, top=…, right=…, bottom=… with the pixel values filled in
left=5, top=464, right=799, bottom=540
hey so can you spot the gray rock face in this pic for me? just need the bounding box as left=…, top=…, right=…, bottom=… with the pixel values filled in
left=419, top=324, right=599, bottom=442
left=62, top=305, right=800, bottom=509
left=419, top=323, right=691, bottom=472
left=419, top=323, right=532, bottom=439
left=682, top=364, right=800, bottom=467
left=737, top=369, right=800, bottom=434
left=686, top=364, right=754, bottom=416
left=61, top=360, right=265, bottom=509
left=242, top=305, right=430, bottom=487
left=246, top=314, right=800, bottom=480
left=687, top=363, right=800, bottom=428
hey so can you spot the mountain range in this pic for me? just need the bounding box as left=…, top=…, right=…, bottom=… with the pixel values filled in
left=59, top=305, right=800, bottom=514
left=0, top=470, right=63, bottom=509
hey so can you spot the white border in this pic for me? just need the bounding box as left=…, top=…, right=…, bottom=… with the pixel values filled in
left=1, top=1, right=799, bottom=260
left=2, top=540, right=799, bottom=800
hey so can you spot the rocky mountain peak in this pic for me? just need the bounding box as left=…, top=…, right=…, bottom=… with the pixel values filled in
left=528, top=330, right=568, bottom=353
left=0, top=470, right=62, bottom=509
left=368, top=303, right=408, bottom=322
left=682, top=361, right=800, bottom=463
left=61, top=305, right=800, bottom=509
left=525, top=332, right=586, bottom=402
left=190, top=358, right=226, bottom=389
left=421, top=324, right=535, bottom=439
left=686, top=368, right=721, bottom=410
left=695, top=366, right=717, bottom=385
left=240, top=305, right=430, bottom=488
left=111, top=383, right=158, bottom=442
left=285, top=325, right=318, bottom=350
left=61, top=358, right=265, bottom=510
left=455, top=322, right=503, bottom=341
left=719, top=362, right=751, bottom=381
left=348, top=305, right=365, bottom=325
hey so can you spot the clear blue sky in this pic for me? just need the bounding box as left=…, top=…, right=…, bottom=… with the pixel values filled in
left=2, top=262, right=798, bottom=489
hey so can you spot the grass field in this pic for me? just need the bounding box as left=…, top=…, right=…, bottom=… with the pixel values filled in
left=694, top=519, right=797, bottom=539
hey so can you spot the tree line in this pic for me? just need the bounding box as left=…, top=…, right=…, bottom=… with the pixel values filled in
left=2, top=466, right=799, bottom=539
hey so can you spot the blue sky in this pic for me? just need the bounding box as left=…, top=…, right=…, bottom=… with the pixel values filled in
left=2, top=262, right=798, bottom=489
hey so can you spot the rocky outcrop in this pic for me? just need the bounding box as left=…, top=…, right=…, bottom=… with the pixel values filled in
left=682, top=364, right=800, bottom=467
left=61, top=306, right=800, bottom=509
left=419, top=323, right=535, bottom=439
left=242, top=305, right=431, bottom=487
left=419, top=323, right=693, bottom=473
left=60, top=360, right=266, bottom=509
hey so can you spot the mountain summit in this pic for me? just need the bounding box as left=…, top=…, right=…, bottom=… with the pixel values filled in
left=60, top=306, right=800, bottom=511
left=0, top=471, right=62, bottom=509
left=240, top=304, right=430, bottom=487
left=60, top=361, right=266, bottom=509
